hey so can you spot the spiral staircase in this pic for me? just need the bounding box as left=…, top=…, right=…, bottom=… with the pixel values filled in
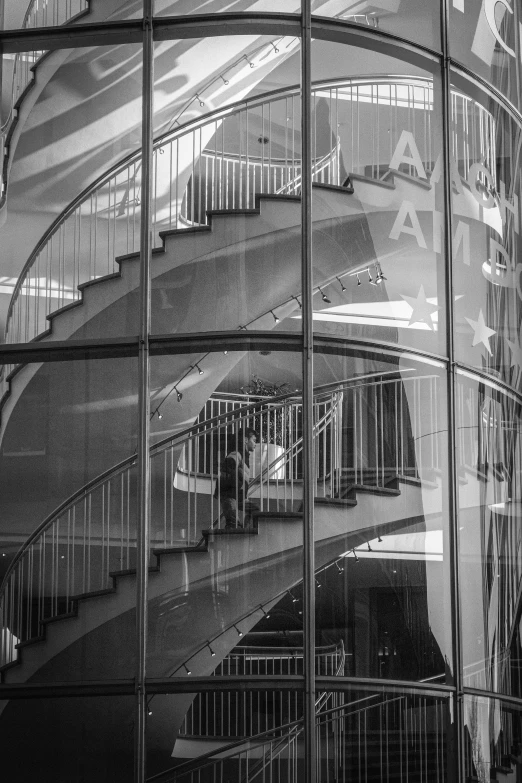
left=0, top=3, right=510, bottom=779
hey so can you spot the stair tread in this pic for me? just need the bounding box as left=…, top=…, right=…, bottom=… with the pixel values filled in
left=40, top=611, right=77, bottom=625
left=15, top=635, right=46, bottom=649
left=70, top=587, right=115, bottom=601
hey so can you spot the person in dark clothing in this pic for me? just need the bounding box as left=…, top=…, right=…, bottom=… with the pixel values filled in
left=216, top=428, right=258, bottom=529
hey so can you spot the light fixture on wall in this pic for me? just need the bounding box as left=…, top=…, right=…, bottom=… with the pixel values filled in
left=375, top=263, right=386, bottom=283
left=318, top=286, right=331, bottom=304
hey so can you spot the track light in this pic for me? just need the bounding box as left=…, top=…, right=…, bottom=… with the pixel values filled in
left=260, top=605, right=271, bottom=619
left=378, top=535, right=382, bottom=543
left=336, top=276, right=347, bottom=292
left=315, top=578, right=321, bottom=588
left=270, top=42, right=280, bottom=53
left=368, top=268, right=378, bottom=285
left=367, top=542, right=372, bottom=552
left=352, top=549, right=359, bottom=563
left=318, top=286, right=331, bottom=304
left=195, top=93, right=205, bottom=107
left=245, top=55, right=255, bottom=68
left=356, top=273, right=361, bottom=286
left=375, top=263, right=387, bottom=283
left=288, top=590, right=299, bottom=603
left=183, top=663, right=192, bottom=675
left=158, top=412, right=163, bottom=420
left=233, top=624, right=243, bottom=638
left=291, top=295, right=302, bottom=309
left=223, top=350, right=228, bottom=355
left=193, top=363, right=204, bottom=375
left=207, top=641, right=216, bottom=657
left=238, top=325, right=247, bottom=330
left=270, top=310, right=280, bottom=324
left=220, top=74, right=229, bottom=85
left=336, top=562, right=344, bottom=574
left=148, top=708, right=153, bottom=716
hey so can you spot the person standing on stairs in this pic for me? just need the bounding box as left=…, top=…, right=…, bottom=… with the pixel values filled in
left=216, top=428, right=258, bottom=529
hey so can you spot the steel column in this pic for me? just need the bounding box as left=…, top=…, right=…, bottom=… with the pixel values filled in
left=135, top=1, right=154, bottom=780
left=301, top=0, right=316, bottom=780
left=440, top=1, right=464, bottom=780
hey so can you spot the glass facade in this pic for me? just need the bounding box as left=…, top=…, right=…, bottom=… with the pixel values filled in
left=0, top=2, right=521, bottom=782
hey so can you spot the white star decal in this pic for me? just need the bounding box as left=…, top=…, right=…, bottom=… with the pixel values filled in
left=506, top=327, right=522, bottom=372
left=465, top=310, right=496, bottom=355
left=400, top=285, right=441, bottom=330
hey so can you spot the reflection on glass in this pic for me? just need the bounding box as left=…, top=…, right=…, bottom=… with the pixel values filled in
left=464, top=694, right=522, bottom=783
left=0, top=358, right=138, bottom=681
left=457, top=371, right=522, bottom=697
left=449, top=1, right=521, bottom=110
left=307, top=61, right=446, bottom=356
left=147, top=352, right=304, bottom=679
left=311, top=0, right=440, bottom=50
left=311, top=348, right=452, bottom=683
left=149, top=688, right=449, bottom=781
left=451, top=74, right=522, bottom=395
left=0, top=697, right=134, bottom=782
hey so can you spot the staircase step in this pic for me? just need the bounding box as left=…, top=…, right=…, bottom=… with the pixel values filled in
left=15, top=635, right=46, bottom=649
left=315, top=496, right=357, bottom=508
left=70, top=587, right=115, bottom=602
left=40, top=611, right=78, bottom=625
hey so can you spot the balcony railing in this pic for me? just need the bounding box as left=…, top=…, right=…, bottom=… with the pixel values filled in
left=178, top=641, right=345, bottom=740
left=0, top=370, right=440, bottom=669
left=149, top=689, right=448, bottom=783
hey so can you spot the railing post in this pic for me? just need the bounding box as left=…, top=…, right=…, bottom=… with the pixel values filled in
left=135, top=1, right=153, bottom=781
left=301, top=0, right=316, bottom=780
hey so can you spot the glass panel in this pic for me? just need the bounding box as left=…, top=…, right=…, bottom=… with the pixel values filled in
left=147, top=350, right=304, bottom=680
left=0, top=44, right=142, bottom=344
left=310, top=44, right=446, bottom=357
left=2, top=0, right=89, bottom=30
left=464, top=694, right=522, bottom=783
left=151, top=37, right=301, bottom=334
left=457, top=370, right=522, bottom=698
left=0, top=356, right=138, bottom=682
left=313, top=345, right=452, bottom=683
left=0, top=696, right=134, bottom=781
left=154, top=0, right=296, bottom=17
left=312, top=0, right=440, bottom=50
left=451, top=73, right=522, bottom=395
left=147, top=687, right=450, bottom=782
left=449, top=0, right=521, bottom=111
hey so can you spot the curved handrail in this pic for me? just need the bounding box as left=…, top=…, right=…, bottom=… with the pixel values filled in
left=0, top=368, right=433, bottom=599
left=148, top=679, right=444, bottom=783
left=0, top=368, right=441, bottom=670
left=3, top=73, right=432, bottom=331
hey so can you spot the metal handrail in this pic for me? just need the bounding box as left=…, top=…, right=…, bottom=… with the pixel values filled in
left=148, top=685, right=445, bottom=782
left=2, top=72, right=495, bottom=361
left=0, top=370, right=440, bottom=668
